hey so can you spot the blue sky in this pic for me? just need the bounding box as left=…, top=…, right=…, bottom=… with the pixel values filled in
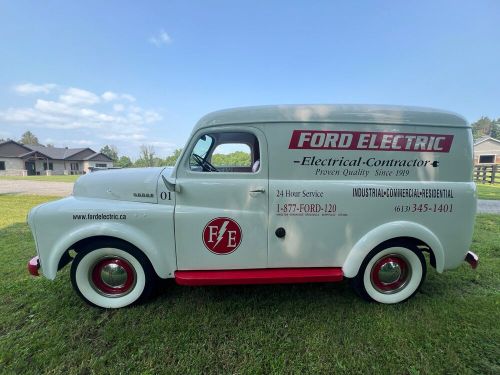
left=0, top=1, right=499, bottom=158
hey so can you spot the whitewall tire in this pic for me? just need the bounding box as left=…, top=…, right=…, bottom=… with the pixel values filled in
left=70, top=240, right=155, bottom=308
left=351, top=241, right=426, bottom=304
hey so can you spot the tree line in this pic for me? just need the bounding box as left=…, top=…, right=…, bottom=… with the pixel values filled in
left=471, top=116, right=500, bottom=139
left=2, top=131, right=247, bottom=168
left=101, top=144, right=185, bottom=168
left=2, top=116, right=499, bottom=168
left=101, top=145, right=251, bottom=168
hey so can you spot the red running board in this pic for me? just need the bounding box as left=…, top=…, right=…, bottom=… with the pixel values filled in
left=175, top=268, right=343, bottom=286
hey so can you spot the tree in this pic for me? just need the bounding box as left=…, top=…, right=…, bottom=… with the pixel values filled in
left=471, top=117, right=490, bottom=140
left=19, top=131, right=40, bottom=145
left=116, top=155, right=133, bottom=168
left=135, top=145, right=156, bottom=167
left=162, top=148, right=183, bottom=166
left=100, top=145, right=119, bottom=161
left=46, top=143, right=54, bottom=148
left=471, top=116, right=500, bottom=140
left=211, top=151, right=251, bottom=166
left=490, top=120, right=500, bottom=139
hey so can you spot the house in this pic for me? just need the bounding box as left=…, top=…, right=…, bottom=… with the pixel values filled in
left=473, top=136, right=500, bottom=165
left=0, top=140, right=114, bottom=176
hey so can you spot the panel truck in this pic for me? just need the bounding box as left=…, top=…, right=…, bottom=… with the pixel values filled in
left=27, top=105, right=478, bottom=308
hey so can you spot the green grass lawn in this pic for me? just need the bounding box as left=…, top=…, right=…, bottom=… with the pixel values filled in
left=0, top=175, right=80, bottom=183
left=476, top=183, right=500, bottom=200
left=0, top=195, right=498, bottom=374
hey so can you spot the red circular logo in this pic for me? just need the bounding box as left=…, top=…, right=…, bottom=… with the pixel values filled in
left=202, top=217, right=242, bottom=254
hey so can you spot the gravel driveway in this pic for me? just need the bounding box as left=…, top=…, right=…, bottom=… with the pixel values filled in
left=0, top=179, right=74, bottom=196
left=477, top=199, right=500, bottom=214
left=1, top=179, right=499, bottom=214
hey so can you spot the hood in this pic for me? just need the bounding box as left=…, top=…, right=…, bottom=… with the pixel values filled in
left=73, top=167, right=171, bottom=203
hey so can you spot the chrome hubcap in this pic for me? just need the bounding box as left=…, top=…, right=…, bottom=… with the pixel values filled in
left=378, top=261, right=402, bottom=284
left=370, top=254, right=412, bottom=294
left=89, top=256, right=136, bottom=297
left=100, top=263, right=128, bottom=288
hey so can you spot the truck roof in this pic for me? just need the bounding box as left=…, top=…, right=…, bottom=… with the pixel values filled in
left=195, top=104, right=468, bottom=130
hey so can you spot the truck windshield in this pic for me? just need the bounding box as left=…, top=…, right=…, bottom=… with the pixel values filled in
left=190, top=134, right=214, bottom=171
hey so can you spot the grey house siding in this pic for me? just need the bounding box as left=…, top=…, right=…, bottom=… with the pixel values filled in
left=0, top=157, right=25, bottom=175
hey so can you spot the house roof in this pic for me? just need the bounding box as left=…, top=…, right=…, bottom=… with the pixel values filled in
left=474, top=136, right=500, bottom=146
left=195, top=104, right=469, bottom=131
left=18, top=150, right=52, bottom=159
left=25, top=144, right=89, bottom=159
left=83, top=152, right=113, bottom=161
left=0, top=140, right=112, bottom=161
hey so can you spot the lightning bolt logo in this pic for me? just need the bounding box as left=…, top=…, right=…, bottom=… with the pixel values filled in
left=203, top=217, right=242, bottom=254
left=214, top=220, right=229, bottom=248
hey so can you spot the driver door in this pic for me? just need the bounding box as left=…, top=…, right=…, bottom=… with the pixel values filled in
left=174, top=127, right=269, bottom=270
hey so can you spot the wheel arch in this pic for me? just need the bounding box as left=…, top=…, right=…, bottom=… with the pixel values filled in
left=43, top=222, right=173, bottom=280
left=342, top=221, right=444, bottom=278
left=64, top=236, right=157, bottom=275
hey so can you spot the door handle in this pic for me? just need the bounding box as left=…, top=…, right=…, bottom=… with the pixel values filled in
left=249, top=189, right=265, bottom=193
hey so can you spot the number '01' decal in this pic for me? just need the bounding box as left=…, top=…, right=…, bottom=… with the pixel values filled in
left=160, top=192, right=172, bottom=200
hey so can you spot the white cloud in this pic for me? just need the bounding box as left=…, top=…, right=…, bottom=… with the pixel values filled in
left=60, top=87, right=100, bottom=105
left=102, top=91, right=118, bottom=101
left=0, top=83, right=169, bottom=158
left=122, top=94, right=136, bottom=102
left=102, top=91, right=136, bottom=102
left=67, top=139, right=95, bottom=146
left=149, top=29, right=172, bottom=47
left=143, top=110, right=162, bottom=123
left=101, top=133, right=147, bottom=141
left=14, top=83, right=56, bottom=95
left=43, top=137, right=94, bottom=147
left=34, top=99, right=116, bottom=123
left=0, top=85, right=162, bottom=133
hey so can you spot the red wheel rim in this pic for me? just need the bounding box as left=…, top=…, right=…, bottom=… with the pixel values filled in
left=370, top=255, right=411, bottom=294
left=90, top=257, right=136, bottom=297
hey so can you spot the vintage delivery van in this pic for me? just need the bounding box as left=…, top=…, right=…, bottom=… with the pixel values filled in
left=27, top=105, right=478, bottom=308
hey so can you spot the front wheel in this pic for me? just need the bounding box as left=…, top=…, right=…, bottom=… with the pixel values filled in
left=351, top=242, right=426, bottom=304
left=70, top=240, right=155, bottom=308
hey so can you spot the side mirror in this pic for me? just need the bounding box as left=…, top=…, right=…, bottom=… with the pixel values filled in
left=162, top=175, right=180, bottom=193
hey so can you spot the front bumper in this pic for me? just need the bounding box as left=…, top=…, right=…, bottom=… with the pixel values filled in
left=465, top=251, right=479, bottom=269
left=28, top=256, right=40, bottom=276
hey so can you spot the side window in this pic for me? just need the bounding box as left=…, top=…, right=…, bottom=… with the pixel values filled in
left=189, top=132, right=260, bottom=173
left=212, top=144, right=251, bottom=168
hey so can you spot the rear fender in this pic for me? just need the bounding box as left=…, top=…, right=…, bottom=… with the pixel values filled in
left=342, top=221, right=444, bottom=278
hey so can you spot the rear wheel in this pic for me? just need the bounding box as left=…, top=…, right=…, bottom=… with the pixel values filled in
left=351, top=241, right=426, bottom=304
left=70, top=240, right=155, bottom=308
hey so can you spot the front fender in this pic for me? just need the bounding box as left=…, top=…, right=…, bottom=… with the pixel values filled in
left=30, top=196, right=176, bottom=280
left=46, top=222, right=169, bottom=280
left=342, top=221, right=444, bottom=278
